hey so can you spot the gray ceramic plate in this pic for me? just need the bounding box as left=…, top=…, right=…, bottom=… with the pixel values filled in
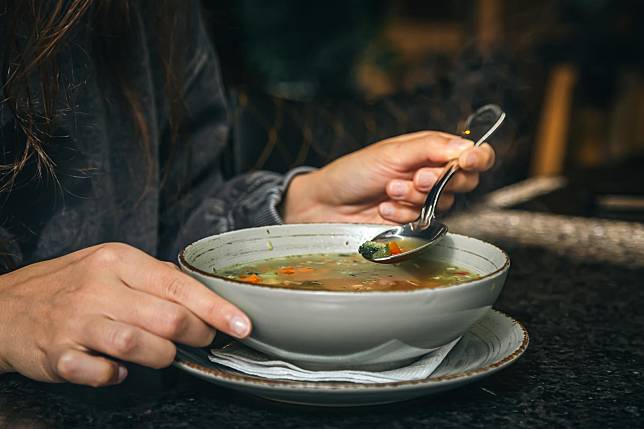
left=174, top=310, right=528, bottom=407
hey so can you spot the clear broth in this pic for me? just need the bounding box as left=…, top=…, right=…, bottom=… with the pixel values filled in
left=218, top=253, right=480, bottom=291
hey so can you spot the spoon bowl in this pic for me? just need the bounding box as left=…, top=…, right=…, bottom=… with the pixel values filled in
left=365, top=221, right=448, bottom=264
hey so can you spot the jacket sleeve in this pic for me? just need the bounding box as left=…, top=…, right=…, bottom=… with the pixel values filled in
left=155, top=3, right=314, bottom=261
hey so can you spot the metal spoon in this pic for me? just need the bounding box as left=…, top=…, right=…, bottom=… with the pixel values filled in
left=361, top=104, right=506, bottom=263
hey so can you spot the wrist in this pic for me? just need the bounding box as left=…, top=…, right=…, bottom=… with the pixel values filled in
left=281, top=169, right=331, bottom=223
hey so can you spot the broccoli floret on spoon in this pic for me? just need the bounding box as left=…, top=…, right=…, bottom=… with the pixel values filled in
left=358, top=241, right=391, bottom=260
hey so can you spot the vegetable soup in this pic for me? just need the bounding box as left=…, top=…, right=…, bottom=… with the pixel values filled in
left=218, top=253, right=480, bottom=291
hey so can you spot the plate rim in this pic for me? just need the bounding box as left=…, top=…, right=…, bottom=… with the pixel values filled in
left=173, top=309, right=529, bottom=392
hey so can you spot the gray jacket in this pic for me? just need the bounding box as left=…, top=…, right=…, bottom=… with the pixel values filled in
left=0, top=3, right=302, bottom=272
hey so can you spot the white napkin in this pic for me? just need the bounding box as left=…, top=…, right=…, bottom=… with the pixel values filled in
left=208, top=338, right=460, bottom=384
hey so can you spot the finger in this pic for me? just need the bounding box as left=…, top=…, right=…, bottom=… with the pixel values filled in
left=379, top=195, right=456, bottom=224
left=412, top=169, right=479, bottom=194
left=437, top=193, right=455, bottom=211
left=378, top=202, right=420, bottom=224
left=81, top=317, right=176, bottom=369
left=387, top=134, right=474, bottom=169
left=88, top=244, right=252, bottom=339
left=413, top=168, right=442, bottom=192
left=54, top=349, right=127, bottom=387
left=445, top=171, right=480, bottom=193
left=106, top=285, right=216, bottom=347
left=386, top=179, right=427, bottom=206
left=384, top=130, right=460, bottom=144
left=458, top=143, right=495, bottom=171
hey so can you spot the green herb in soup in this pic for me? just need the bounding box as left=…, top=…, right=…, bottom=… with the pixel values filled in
left=358, top=241, right=392, bottom=259
left=359, top=237, right=427, bottom=260
left=217, top=253, right=479, bottom=291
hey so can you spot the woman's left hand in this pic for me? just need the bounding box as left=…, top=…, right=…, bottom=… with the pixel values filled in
left=283, top=131, right=495, bottom=224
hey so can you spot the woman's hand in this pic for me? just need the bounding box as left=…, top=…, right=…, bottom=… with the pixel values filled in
left=283, top=131, right=495, bottom=224
left=0, top=243, right=251, bottom=387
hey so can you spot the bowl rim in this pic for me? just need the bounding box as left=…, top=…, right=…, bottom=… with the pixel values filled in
left=178, top=223, right=510, bottom=296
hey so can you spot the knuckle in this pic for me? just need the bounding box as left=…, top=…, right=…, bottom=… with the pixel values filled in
left=161, top=309, right=189, bottom=338
left=389, top=140, right=406, bottom=154
left=164, top=261, right=180, bottom=271
left=163, top=276, right=188, bottom=301
left=110, top=327, right=138, bottom=355
left=89, top=245, right=122, bottom=266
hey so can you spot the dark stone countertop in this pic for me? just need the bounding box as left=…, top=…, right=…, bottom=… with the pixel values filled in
left=1, top=206, right=643, bottom=428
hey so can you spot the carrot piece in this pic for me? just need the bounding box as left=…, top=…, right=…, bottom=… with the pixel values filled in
left=239, top=274, right=262, bottom=283
left=388, top=241, right=402, bottom=255
left=279, top=267, right=296, bottom=275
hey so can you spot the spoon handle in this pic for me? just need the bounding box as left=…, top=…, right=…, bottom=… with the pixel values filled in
left=414, top=104, right=506, bottom=229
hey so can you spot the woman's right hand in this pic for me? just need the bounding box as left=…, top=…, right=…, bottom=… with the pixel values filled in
left=0, top=243, right=252, bottom=387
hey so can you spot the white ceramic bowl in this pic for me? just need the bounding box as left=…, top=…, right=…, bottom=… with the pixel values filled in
left=180, top=223, right=510, bottom=370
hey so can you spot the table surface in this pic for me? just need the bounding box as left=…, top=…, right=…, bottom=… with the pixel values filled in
left=1, top=206, right=643, bottom=428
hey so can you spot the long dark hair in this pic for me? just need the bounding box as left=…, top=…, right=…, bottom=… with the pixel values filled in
left=0, top=0, right=188, bottom=192
left=0, top=0, right=189, bottom=270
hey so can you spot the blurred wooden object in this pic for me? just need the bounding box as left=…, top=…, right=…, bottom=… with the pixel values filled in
left=531, top=64, right=578, bottom=176
left=358, top=0, right=508, bottom=96
left=386, top=0, right=504, bottom=59
left=385, top=21, right=464, bottom=59
left=477, top=0, right=502, bottom=54
left=608, top=71, right=644, bottom=161
left=575, top=107, right=607, bottom=168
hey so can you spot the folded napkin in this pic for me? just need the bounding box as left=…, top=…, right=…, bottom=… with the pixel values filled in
left=208, top=338, right=460, bottom=384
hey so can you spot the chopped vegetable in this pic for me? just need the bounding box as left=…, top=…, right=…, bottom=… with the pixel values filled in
left=387, top=241, right=402, bottom=255
left=279, top=267, right=296, bottom=275
left=239, top=274, right=262, bottom=284
left=358, top=241, right=391, bottom=259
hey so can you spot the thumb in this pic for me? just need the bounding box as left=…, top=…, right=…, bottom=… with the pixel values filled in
left=386, top=133, right=474, bottom=169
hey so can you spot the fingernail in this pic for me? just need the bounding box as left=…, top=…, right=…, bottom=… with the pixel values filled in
left=448, top=138, right=474, bottom=154
left=464, top=152, right=478, bottom=169
left=380, top=204, right=394, bottom=217
left=389, top=181, right=406, bottom=197
left=117, top=365, right=128, bottom=383
left=229, top=315, right=251, bottom=338
left=417, top=171, right=437, bottom=189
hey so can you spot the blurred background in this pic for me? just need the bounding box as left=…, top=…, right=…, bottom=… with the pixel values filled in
left=202, top=0, right=644, bottom=221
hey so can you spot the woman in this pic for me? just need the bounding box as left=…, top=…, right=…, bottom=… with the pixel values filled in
left=0, top=1, right=495, bottom=387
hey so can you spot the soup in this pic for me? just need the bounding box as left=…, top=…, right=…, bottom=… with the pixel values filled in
left=217, top=253, right=480, bottom=291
